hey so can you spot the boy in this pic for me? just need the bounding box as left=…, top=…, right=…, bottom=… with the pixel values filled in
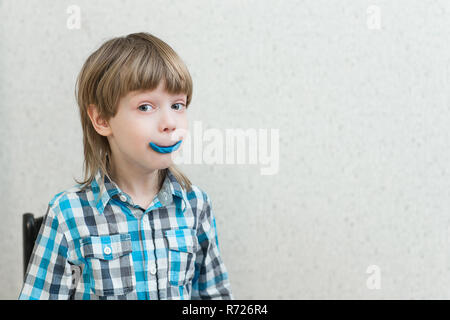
left=19, top=32, right=233, bottom=300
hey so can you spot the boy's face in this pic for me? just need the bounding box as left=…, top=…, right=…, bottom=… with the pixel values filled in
left=88, top=80, right=189, bottom=173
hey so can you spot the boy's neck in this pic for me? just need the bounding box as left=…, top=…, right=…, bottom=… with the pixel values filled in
left=109, top=160, right=161, bottom=203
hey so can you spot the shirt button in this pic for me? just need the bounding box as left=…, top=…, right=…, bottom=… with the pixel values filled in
left=103, top=246, right=112, bottom=255
left=150, top=265, right=157, bottom=275
left=119, top=194, right=127, bottom=202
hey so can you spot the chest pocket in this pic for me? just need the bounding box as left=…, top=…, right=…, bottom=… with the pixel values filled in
left=164, top=228, right=198, bottom=287
left=81, top=233, right=135, bottom=296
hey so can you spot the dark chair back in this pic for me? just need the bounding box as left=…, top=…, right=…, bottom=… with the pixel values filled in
left=22, top=213, right=43, bottom=279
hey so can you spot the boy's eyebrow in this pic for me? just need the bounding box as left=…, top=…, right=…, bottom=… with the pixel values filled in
left=132, top=92, right=187, bottom=104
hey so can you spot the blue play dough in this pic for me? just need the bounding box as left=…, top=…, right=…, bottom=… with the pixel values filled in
left=149, top=140, right=182, bottom=153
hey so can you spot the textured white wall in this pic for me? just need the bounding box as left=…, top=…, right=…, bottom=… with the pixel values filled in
left=2, top=0, right=450, bottom=299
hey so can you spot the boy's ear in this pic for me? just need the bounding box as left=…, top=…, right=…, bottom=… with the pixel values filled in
left=87, top=104, right=112, bottom=137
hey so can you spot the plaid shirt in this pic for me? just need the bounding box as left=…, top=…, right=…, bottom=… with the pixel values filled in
left=19, top=168, right=233, bottom=300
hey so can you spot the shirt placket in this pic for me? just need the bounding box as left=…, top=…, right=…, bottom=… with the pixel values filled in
left=117, top=184, right=168, bottom=300
left=136, top=212, right=149, bottom=299
left=136, top=198, right=163, bottom=300
left=140, top=212, right=160, bottom=300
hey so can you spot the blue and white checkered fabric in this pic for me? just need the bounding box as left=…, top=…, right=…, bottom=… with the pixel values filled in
left=19, top=168, right=233, bottom=300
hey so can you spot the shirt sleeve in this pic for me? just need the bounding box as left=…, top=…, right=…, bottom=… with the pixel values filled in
left=191, top=193, right=234, bottom=300
left=19, top=205, right=74, bottom=300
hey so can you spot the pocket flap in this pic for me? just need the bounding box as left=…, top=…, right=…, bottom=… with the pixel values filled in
left=164, top=228, right=197, bottom=253
left=81, top=233, right=132, bottom=260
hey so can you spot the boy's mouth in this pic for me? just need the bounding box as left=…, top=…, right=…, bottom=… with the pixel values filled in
left=149, top=140, right=182, bottom=154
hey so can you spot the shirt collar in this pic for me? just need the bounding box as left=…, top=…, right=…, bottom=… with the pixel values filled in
left=91, top=168, right=186, bottom=215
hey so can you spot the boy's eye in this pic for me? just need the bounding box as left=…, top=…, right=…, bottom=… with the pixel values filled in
left=172, top=103, right=186, bottom=111
left=138, top=104, right=154, bottom=112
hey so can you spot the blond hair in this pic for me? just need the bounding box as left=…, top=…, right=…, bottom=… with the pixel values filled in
left=74, top=32, right=193, bottom=203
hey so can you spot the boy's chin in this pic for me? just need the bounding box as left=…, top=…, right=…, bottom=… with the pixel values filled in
left=151, top=157, right=175, bottom=169
left=144, top=151, right=180, bottom=169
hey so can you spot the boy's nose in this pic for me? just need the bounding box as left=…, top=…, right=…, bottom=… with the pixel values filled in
left=159, top=108, right=177, bottom=133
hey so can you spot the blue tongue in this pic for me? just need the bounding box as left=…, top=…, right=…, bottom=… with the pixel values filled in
left=149, top=140, right=182, bottom=153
